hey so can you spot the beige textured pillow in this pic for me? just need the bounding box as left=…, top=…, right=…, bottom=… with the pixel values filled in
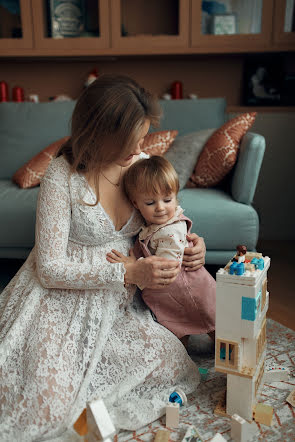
left=187, top=112, right=257, bottom=188
left=142, top=130, right=178, bottom=156
left=12, top=136, right=69, bottom=189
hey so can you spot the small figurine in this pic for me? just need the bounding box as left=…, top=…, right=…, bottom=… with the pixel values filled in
left=229, top=245, right=247, bottom=275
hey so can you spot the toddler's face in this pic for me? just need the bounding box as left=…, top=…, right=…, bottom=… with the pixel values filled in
left=133, top=192, right=177, bottom=225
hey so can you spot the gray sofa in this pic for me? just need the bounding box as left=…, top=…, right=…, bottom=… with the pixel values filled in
left=0, top=99, right=265, bottom=264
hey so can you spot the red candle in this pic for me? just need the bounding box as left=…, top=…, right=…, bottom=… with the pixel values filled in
left=0, top=81, right=9, bottom=102
left=12, top=86, right=25, bottom=102
left=171, top=81, right=183, bottom=99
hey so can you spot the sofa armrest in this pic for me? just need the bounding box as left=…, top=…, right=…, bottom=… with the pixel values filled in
left=231, top=132, right=265, bottom=205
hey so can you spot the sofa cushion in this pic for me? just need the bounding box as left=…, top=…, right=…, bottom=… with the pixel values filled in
left=12, top=136, right=69, bottom=188
left=0, top=101, right=76, bottom=179
left=0, top=180, right=39, bottom=247
left=178, top=188, right=259, bottom=251
left=164, top=129, right=215, bottom=190
left=188, top=112, right=257, bottom=188
left=141, top=130, right=178, bottom=156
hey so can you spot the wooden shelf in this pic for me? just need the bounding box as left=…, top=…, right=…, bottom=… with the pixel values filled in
left=227, top=105, right=295, bottom=113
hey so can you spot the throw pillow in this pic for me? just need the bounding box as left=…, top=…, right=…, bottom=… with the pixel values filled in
left=187, top=112, right=257, bottom=188
left=164, top=129, right=215, bottom=190
left=142, top=130, right=178, bottom=156
left=12, top=136, right=69, bottom=189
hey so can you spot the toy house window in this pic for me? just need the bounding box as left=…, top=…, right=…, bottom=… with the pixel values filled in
left=256, top=318, right=266, bottom=363
left=241, top=291, right=261, bottom=321
left=216, top=339, right=239, bottom=370
left=261, top=278, right=267, bottom=310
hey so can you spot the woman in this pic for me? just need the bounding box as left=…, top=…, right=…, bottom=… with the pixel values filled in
left=0, top=75, right=206, bottom=441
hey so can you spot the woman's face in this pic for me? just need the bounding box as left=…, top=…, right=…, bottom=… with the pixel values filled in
left=117, top=119, right=150, bottom=167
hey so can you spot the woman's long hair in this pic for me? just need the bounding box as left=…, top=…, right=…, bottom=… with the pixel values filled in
left=57, top=74, right=162, bottom=205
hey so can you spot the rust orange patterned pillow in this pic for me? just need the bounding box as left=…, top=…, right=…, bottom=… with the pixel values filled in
left=142, top=130, right=178, bottom=156
left=13, top=136, right=69, bottom=189
left=187, top=113, right=256, bottom=188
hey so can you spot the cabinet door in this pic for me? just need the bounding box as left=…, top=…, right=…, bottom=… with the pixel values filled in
left=191, top=0, right=274, bottom=52
left=0, top=0, right=33, bottom=51
left=111, top=0, right=189, bottom=53
left=32, top=0, right=110, bottom=53
left=273, top=0, right=295, bottom=47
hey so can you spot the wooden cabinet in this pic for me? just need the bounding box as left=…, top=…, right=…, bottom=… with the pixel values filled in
left=191, top=0, right=275, bottom=52
left=273, top=0, right=295, bottom=47
left=31, top=0, right=110, bottom=53
left=0, top=0, right=33, bottom=51
left=110, top=0, right=190, bottom=52
left=0, top=0, right=294, bottom=56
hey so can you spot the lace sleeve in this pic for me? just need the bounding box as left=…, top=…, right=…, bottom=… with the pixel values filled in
left=151, top=221, right=187, bottom=263
left=35, top=161, right=125, bottom=290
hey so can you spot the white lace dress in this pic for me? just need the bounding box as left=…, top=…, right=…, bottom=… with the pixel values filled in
left=0, top=156, right=199, bottom=442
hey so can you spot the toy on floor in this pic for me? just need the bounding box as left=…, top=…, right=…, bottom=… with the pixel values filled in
left=154, top=429, right=170, bottom=442
left=231, top=413, right=257, bottom=442
left=253, top=403, right=273, bottom=426
left=286, top=389, right=295, bottom=407
left=169, top=388, right=187, bottom=406
left=264, top=364, right=290, bottom=382
left=166, top=402, right=180, bottom=428
left=198, top=367, right=209, bottom=381
left=215, top=249, right=271, bottom=421
left=85, top=398, right=116, bottom=442
left=181, top=424, right=203, bottom=441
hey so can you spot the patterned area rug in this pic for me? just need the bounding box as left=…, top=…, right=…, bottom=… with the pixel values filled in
left=117, top=319, right=295, bottom=442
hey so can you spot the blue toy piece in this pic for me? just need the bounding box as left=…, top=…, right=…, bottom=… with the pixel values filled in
left=251, top=257, right=264, bottom=270
left=229, top=261, right=245, bottom=275
left=198, top=367, right=209, bottom=381
left=169, top=388, right=187, bottom=406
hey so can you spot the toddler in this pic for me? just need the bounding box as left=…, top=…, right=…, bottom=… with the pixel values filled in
left=107, top=156, right=216, bottom=342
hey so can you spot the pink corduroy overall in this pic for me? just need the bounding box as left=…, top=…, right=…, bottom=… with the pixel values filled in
left=134, top=215, right=216, bottom=339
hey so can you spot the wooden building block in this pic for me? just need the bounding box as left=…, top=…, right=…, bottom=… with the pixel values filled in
left=264, top=365, right=290, bottom=383
left=154, top=429, right=170, bottom=442
left=286, top=389, right=295, bottom=407
left=165, top=402, right=179, bottom=428
left=73, top=408, right=88, bottom=436
left=231, top=413, right=257, bottom=442
left=253, top=403, right=273, bottom=426
left=86, top=398, right=116, bottom=441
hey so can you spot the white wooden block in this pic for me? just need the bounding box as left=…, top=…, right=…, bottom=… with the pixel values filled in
left=264, top=365, right=290, bottom=383
left=210, top=433, right=226, bottom=441
left=231, top=414, right=257, bottom=442
left=286, top=389, right=295, bottom=407
left=86, top=398, right=116, bottom=441
left=165, top=402, right=179, bottom=428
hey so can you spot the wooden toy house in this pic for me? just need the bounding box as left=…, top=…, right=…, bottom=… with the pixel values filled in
left=215, top=252, right=270, bottom=420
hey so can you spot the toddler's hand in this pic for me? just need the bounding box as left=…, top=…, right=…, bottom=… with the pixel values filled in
left=106, top=248, right=137, bottom=265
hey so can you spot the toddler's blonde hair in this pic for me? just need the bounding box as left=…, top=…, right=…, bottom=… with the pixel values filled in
left=124, top=156, right=179, bottom=202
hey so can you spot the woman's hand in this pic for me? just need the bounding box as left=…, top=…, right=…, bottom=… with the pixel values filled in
left=106, top=248, right=136, bottom=265
left=183, top=233, right=206, bottom=272
left=124, top=256, right=180, bottom=290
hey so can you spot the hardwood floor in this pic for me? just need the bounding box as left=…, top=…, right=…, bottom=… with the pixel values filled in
left=1, top=240, right=294, bottom=330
